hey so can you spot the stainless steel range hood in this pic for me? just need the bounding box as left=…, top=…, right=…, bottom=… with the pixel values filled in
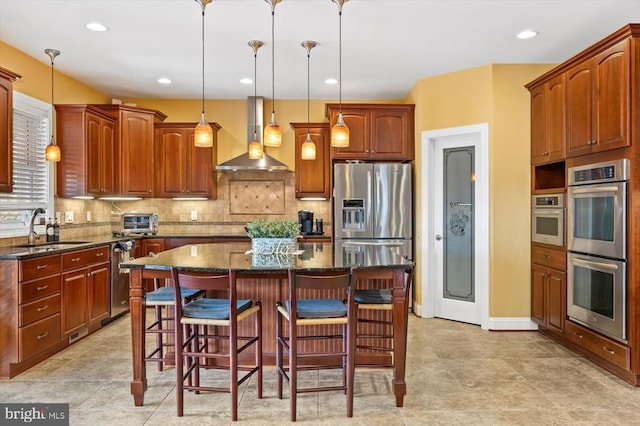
left=216, top=96, right=288, bottom=171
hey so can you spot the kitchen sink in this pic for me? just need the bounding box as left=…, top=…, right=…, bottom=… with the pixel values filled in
left=14, top=241, right=90, bottom=249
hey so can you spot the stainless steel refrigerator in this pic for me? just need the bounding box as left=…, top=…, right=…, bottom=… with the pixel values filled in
left=333, top=162, right=413, bottom=266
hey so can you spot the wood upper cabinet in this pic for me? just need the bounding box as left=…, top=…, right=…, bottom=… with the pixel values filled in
left=55, top=105, right=117, bottom=198
left=0, top=67, right=21, bottom=193
left=530, top=75, right=565, bottom=164
left=96, top=105, right=167, bottom=197
left=326, top=103, right=415, bottom=161
left=154, top=122, right=220, bottom=199
left=566, top=39, right=628, bottom=157
left=291, top=122, right=330, bottom=199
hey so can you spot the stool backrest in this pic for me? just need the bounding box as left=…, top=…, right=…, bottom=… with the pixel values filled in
left=286, top=269, right=356, bottom=322
left=170, top=268, right=238, bottom=317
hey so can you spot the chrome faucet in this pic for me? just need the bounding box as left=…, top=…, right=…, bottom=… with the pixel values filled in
left=28, top=208, right=46, bottom=244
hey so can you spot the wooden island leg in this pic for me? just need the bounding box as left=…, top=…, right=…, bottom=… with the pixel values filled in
left=392, top=268, right=408, bottom=407
left=129, top=268, right=147, bottom=406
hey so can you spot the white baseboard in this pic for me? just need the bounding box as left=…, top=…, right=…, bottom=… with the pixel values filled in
left=485, top=317, right=539, bottom=331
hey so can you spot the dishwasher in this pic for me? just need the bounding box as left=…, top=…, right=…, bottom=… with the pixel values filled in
left=104, top=240, right=136, bottom=324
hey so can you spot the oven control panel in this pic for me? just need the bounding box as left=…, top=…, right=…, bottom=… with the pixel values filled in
left=569, top=159, right=629, bottom=185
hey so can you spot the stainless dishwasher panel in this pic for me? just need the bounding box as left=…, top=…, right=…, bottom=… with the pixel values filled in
left=105, top=241, right=135, bottom=323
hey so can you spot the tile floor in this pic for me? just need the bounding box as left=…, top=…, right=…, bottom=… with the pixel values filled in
left=2, top=314, right=640, bottom=425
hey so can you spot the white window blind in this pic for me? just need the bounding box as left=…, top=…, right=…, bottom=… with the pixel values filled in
left=0, top=92, right=53, bottom=237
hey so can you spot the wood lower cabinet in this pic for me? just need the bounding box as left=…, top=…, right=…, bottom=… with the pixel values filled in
left=61, top=246, right=110, bottom=338
left=154, top=122, right=220, bottom=199
left=531, top=245, right=566, bottom=336
left=325, top=103, right=415, bottom=161
left=56, top=105, right=117, bottom=198
left=0, top=67, right=21, bottom=193
left=291, top=122, right=330, bottom=199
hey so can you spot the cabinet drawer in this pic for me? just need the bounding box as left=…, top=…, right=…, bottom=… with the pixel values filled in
left=565, top=320, right=630, bottom=370
left=20, top=275, right=61, bottom=303
left=20, top=313, right=61, bottom=361
left=62, top=246, right=109, bottom=270
left=20, top=294, right=61, bottom=327
left=19, top=254, right=61, bottom=282
left=532, top=245, right=566, bottom=270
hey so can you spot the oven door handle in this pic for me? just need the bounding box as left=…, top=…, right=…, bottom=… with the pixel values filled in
left=570, top=186, right=620, bottom=194
left=572, top=257, right=619, bottom=271
left=534, top=210, right=563, bottom=216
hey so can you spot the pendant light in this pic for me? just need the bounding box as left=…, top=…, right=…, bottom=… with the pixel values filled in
left=263, top=0, right=282, bottom=147
left=301, top=41, right=317, bottom=161
left=44, top=48, right=61, bottom=162
left=194, top=0, right=214, bottom=148
left=248, top=40, right=264, bottom=160
left=330, top=0, right=349, bottom=148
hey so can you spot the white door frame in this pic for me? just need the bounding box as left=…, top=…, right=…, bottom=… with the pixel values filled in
left=421, top=123, right=490, bottom=330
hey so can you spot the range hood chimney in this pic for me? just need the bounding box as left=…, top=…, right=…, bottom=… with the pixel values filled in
left=216, top=96, right=288, bottom=171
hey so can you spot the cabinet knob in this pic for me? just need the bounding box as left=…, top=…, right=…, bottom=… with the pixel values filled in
left=542, top=151, right=549, bottom=156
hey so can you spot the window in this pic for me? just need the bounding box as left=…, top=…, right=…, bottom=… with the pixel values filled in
left=0, top=92, right=54, bottom=237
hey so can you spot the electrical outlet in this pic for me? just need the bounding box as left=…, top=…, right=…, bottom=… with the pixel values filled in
left=64, top=211, right=74, bottom=223
left=86, top=211, right=92, bottom=222
left=190, top=210, right=198, bottom=221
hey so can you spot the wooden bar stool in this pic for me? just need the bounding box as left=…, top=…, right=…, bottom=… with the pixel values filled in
left=171, top=268, right=262, bottom=421
left=275, top=269, right=356, bottom=422
left=144, top=278, right=203, bottom=370
left=354, top=268, right=415, bottom=365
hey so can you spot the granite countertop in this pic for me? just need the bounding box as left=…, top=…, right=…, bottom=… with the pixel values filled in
left=0, top=233, right=331, bottom=260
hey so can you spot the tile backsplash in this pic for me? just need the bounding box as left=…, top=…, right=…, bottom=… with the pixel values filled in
left=1, top=171, right=331, bottom=246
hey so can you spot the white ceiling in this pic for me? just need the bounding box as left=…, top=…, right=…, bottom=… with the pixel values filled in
left=1, top=0, right=640, bottom=101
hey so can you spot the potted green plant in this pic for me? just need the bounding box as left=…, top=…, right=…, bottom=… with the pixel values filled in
left=246, top=219, right=300, bottom=254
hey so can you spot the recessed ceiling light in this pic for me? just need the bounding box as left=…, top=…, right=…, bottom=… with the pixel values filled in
left=157, top=78, right=172, bottom=85
left=325, top=78, right=338, bottom=85
left=240, top=77, right=253, bottom=85
left=516, top=30, right=538, bottom=39
left=86, top=22, right=108, bottom=32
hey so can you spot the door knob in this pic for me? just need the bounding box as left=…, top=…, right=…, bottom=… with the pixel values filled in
left=435, top=234, right=443, bottom=241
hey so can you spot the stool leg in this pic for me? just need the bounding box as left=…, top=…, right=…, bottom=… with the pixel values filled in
left=276, top=306, right=283, bottom=399
left=155, top=304, right=164, bottom=371
left=256, top=303, right=263, bottom=399
left=289, top=322, right=297, bottom=422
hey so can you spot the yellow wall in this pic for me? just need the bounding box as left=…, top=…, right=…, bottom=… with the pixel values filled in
left=406, top=63, right=556, bottom=318
left=0, top=42, right=110, bottom=104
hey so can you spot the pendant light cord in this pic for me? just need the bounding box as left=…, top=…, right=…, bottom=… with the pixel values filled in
left=271, top=9, right=276, bottom=116
left=338, top=8, right=342, bottom=115
left=200, top=8, right=206, bottom=116
left=307, top=47, right=311, bottom=134
left=254, top=46, right=258, bottom=140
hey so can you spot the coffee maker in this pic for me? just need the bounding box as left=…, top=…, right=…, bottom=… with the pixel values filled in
left=298, top=210, right=314, bottom=235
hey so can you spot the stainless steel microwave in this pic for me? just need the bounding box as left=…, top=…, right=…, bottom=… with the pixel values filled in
left=118, top=213, right=158, bottom=235
left=531, top=194, right=564, bottom=246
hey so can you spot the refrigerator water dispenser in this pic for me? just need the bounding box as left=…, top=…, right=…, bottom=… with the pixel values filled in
left=341, top=199, right=366, bottom=231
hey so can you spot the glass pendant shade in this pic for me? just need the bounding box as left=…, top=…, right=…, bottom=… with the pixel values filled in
left=248, top=138, right=264, bottom=159
left=331, top=113, right=350, bottom=147
left=194, top=113, right=213, bottom=147
left=264, top=113, right=282, bottom=147
left=45, top=138, right=61, bottom=162
left=301, top=134, right=316, bottom=160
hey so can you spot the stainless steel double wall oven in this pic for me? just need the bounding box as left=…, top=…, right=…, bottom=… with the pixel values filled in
left=566, top=159, right=629, bottom=342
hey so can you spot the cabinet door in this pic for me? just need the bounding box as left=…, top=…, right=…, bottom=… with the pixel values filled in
left=62, top=269, right=88, bottom=337
left=531, top=264, right=547, bottom=327
left=100, top=119, right=116, bottom=196
left=186, top=131, right=213, bottom=198
left=566, top=60, right=594, bottom=157
left=155, top=128, right=187, bottom=197
left=370, top=109, right=412, bottom=160
left=120, top=110, right=154, bottom=197
left=593, top=40, right=628, bottom=152
left=546, top=75, right=566, bottom=162
left=293, top=123, right=330, bottom=199
left=546, top=268, right=566, bottom=334
left=0, top=74, right=13, bottom=193
left=330, top=108, right=369, bottom=159
left=87, top=262, right=110, bottom=328
left=86, top=115, right=102, bottom=195
left=530, top=84, right=548, bottom=164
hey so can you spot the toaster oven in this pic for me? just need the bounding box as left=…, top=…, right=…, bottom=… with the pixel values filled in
left=118, top=213, right=158, bottom=235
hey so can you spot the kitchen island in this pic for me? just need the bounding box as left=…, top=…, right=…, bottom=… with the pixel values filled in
left=120, top=241, right=414, bottom=407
